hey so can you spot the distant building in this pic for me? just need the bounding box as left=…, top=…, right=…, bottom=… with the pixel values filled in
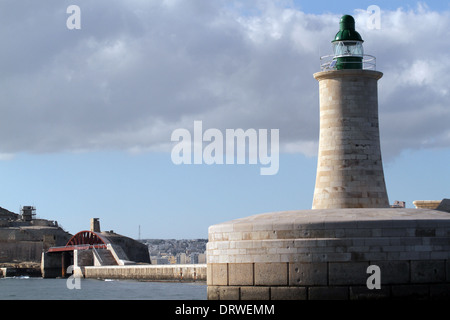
left=177, top=253, right=187, bottom=264
left=391, top=200, right=406, bottom=208
left=144, top=238, right=207, bottom=264
left=197, top=253, right=206, bottom=264
left=189, top=253, right=206, bottom=264
left=153, top=257, right=169, bottom=265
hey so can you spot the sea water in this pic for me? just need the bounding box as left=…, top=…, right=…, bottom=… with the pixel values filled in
left=0, top=277, right=206, bottom=300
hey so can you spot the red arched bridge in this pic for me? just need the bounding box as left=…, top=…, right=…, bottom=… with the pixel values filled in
left=47, top=230, right=108, bottom=252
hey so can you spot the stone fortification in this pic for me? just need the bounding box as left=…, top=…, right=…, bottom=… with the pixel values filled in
left=207, top=208, right=450, bottom=299
left=99, top=231, right=150, bottom=264
left=206, top=63, right=450, bottom=300
left=0, top=209, right=71, bottom=265
left=0, top=206, right=18, bottom=220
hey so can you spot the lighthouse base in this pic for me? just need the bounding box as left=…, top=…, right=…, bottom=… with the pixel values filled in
left=207, top=208, right=450, bottom=300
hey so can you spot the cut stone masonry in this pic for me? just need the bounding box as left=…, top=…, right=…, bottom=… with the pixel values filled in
left=207, top=208, right=450, bottom=299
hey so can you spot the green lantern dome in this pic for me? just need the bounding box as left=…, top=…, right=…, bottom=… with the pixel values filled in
left=331, top=15, right=364, bottom=70
left=332, top=15, right=364, bottom=43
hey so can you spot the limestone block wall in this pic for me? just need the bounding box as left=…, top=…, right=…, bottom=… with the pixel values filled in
left=0, top=225, right=71, bottom=263
left=74, top=249, right=94, bottom=267
left=207, top=209, right=450, bottom=300
left=312, top=70, right=389, bottom=209
left=0, top=241, right=43, bottom=262
left=413, top=200, right=441, bottom=210
left=82, top=264, right=206, bottom=281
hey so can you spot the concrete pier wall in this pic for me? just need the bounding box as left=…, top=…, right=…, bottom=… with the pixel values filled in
left=82, top=264, right=207, bottom=282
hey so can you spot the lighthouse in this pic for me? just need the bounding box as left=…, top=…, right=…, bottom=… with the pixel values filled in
left=312, top=15, right=389, bottom=209
left=206, top=14, right=450, bottom=301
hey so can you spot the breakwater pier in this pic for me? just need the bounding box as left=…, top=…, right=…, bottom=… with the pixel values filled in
left=37, top=218, right=206, bottom=282
left=1, top=263, right=207, bottom=282
left=80, top=264, right=206, bottom=281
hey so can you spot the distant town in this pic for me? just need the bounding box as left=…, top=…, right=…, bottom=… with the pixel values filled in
left=140, top=239, right=207, bottom=265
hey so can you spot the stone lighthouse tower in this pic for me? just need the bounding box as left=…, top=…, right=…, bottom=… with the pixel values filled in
left=207, top=14, right=450, bottom=301
left=312, top=15, right=389, bottom=209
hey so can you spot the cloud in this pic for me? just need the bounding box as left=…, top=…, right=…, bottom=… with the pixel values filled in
left=0, top=1, right=448, bottom=161
left=355, top=6, right=450, bottom=158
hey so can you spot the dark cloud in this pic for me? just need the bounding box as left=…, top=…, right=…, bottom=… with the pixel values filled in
left=0, top=1, right=448, bottom=160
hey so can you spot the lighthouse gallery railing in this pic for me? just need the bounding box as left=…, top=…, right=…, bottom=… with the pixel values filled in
left=320, top=54, right=377, bottom=71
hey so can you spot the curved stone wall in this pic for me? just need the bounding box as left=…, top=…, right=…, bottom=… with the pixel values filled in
left=207, top=209, right=450, bottom=299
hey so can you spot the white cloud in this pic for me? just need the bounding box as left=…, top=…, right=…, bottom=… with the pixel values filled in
left=0, top=1, right=448, bottom=160
left=0, top=153, right=15, bottom=161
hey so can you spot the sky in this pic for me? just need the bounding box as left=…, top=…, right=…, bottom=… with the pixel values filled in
left=0, top=0, right=449, bottom=239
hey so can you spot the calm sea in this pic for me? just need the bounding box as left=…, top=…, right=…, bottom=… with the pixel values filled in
left=0, top=277, right=206, bottom=300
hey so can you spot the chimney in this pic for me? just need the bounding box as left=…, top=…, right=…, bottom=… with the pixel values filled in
left=90, top=218, right=100, bottom=233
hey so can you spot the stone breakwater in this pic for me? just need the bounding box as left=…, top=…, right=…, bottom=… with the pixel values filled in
left=80, top=264, right=206, bottom=282
left=207, top=208, right=450, bottom=300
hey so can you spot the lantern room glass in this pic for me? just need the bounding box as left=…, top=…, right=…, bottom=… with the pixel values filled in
left=332, top=41, right=364, bottom=57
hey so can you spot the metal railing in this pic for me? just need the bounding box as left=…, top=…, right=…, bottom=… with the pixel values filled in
left=320, top=54, right=377, bottom=71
